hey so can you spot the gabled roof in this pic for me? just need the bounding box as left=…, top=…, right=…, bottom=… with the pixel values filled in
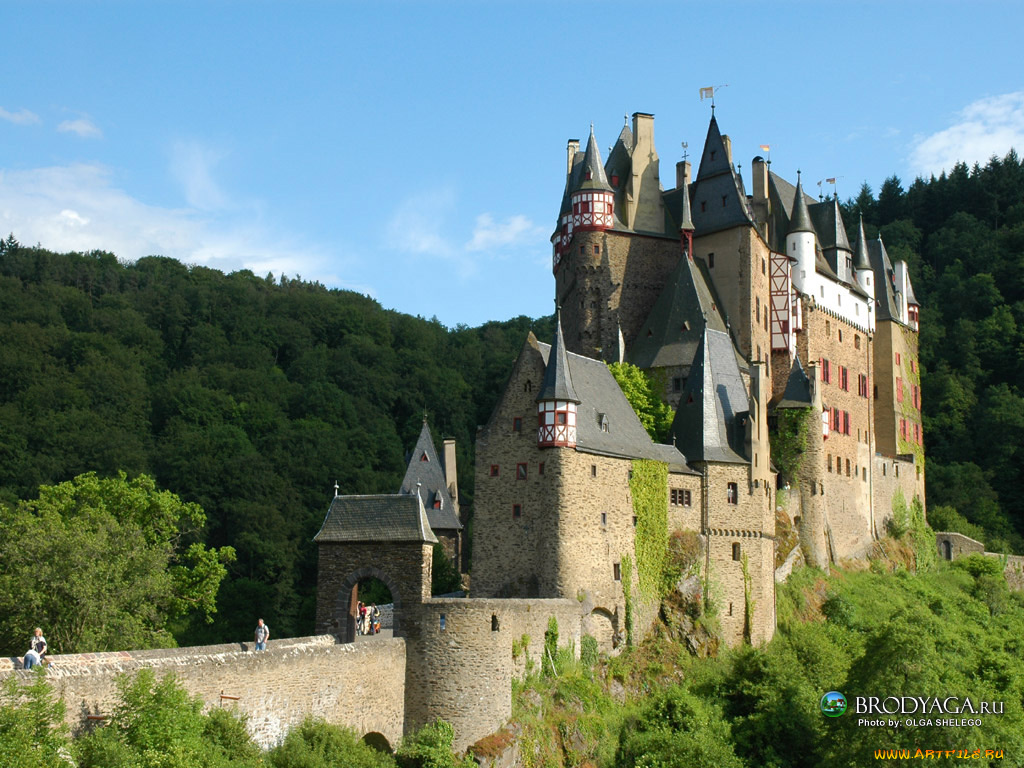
left=627, top=253, right=728, bottom=371
left=314, top=493, right=438, bottom=544
left=537, top=310, right=581, bottom=403
left=773, top=355, right=813, bottom=409
left=399, top=421, right=462, bottom=532
left=576, top=127, right=613, bottom=193
left=669, top=328, right=749, bottom=465
left=906, top=275, right=920, bottom=307
left=532, top=339, right=695, bottom=474
left=809, top=197, right=852, bottom=253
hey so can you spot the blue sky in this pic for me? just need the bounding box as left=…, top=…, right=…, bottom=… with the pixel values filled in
left=2, top=2, right=1023, bottom=327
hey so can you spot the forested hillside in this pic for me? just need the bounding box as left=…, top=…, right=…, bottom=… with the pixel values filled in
left=0, top=239, right=553, bottom=643
left=841, top=150, right=1024, bottom=554
left=1, top=150, right=1022, bottom=645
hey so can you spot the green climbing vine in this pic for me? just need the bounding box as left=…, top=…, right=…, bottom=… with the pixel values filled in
left=770, top=407, right=814, bottom=487
left=629, top=459, right=670, bottom=600
left=621, top=554, right=634, bottom=647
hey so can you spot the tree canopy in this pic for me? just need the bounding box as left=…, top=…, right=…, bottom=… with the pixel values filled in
left=0, top=472, right=234, bottom=655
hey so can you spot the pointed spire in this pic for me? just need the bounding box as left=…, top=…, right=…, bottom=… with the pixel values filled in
left=578, top=125, right=612, bottom=192
left=537, top=307, right=581, bottom=403
left=853, top=216, right=871, bottom=271
left=679, top=179, right=694, bottom=233
left=788, top=173, right=815, bottom=235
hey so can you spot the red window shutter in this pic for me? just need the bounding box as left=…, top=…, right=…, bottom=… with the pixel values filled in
left=820, top=358, right=825, bottom=381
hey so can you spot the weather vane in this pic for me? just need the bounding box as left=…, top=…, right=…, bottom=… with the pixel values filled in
left=681, top=141, right=689, bottom=162
left=699, top=84, right=729, bottom=111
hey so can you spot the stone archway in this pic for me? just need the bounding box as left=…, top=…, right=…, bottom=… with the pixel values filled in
left=362, top=731, right=391, bottom=753
left=335, top=566, right=404, bottom=643
left=586, top=607, right=616, bottom=652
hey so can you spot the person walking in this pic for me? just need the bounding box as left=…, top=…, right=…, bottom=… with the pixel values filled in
left=254, top=618, right=270, bottom=651
left=23, top=627, right=47, bottom=670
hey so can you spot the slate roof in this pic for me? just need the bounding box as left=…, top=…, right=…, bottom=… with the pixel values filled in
left=788, top=177, right=816, bottom=235
left=690, top=115, right=754, bottom=234
left=537, top=311, right=581, bottom=403
left=314, top=493, right=438, bottom=544
left=533, top=338, right=695, bottom=474
left=399, top=421, right=462, bottom=532
left=627, top=253, right=728, bottom=371
left=577, top=127, right=613, bottom=192
left=773, top=355, right=814, bottom=409
left=852, top=217, right=872, bottom=271
left=668, top=328, right=749, bottom=465
left=809, top=197, right=852, bottom=252
left=868, top=237, right=901, bottom=322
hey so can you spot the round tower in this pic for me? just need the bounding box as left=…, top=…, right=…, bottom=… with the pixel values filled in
left=537, top=309, right=581, bottom=448
left=787, top=173, right=817, bottom=293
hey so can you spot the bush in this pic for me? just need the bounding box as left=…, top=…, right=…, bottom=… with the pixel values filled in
left=580, top=634, right=600, bottom=670
left=268, top=717, right=394, bottom=768
left=543, top=616, right=559, bottom=677
left=0, top=673, right=70, bottom=768
left=396, top=720, right=473, bottom=768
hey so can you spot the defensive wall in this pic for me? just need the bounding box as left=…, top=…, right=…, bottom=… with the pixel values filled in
left=1, top=635, right=406, bottom=750
left=935, top=532, right=1024, bottom=591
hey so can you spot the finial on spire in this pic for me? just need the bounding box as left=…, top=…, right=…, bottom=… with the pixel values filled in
left=681, top=141, right=689, bottom=162
left=624, top=112, right=628, bottom=125
left=333, top=480, right=339, bottom=498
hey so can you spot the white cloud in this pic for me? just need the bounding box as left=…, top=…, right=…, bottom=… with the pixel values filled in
left=910, top=91, right=1024, bottom=177
left=0, top=163, right=358, bottom=293
left=0, top=107, right=40, bottom=125
left=169, top=140, right=228, bottom=211
left=466, top=213, right=544, bottom=252
left=57, top=117, right=102, bottom=139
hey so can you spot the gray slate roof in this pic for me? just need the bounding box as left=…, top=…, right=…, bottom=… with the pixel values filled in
left=537, top=311, right=581, bottom=403
left=399, top=421, right=462, bottom=532
left=788, top=177, right=816, bottom=235
left=690, top=116, right=754, bottom=234
left=627, top=253, right=728, bottom=371
left=852, top=218, right=872, bottom=271
left=669, top=328, right=749, bottom=465
left=314, top=493, right=438, bottom=544
left=773, top=355, right=814, bottom=409
left=578, top=128, right=613, bottom=192
left=534, top=339, right=695, bottom=474
left=868, top=238, right=901, bottom=323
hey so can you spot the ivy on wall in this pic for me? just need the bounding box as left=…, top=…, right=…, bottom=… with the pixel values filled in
left=629, top=459, right=670, bottom=600
left=770, top=407, right=814, bottom=487
left=620, top=554, right=634, bottom=647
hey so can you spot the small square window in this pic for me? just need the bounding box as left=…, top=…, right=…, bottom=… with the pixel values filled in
left=517, top=463, right=527, bottom=480
left=538, top=462, right=545, bottom=475
left=490, top=465, right=499, bottom=477
left=512, top=417, right=522, bottom=432
left=556, top=412, right=567, bottom=425
left=672, top=377, right=682, bottom=392
left=613, top=562, right=621, bottom=581
left=512, top=504, right=522, bottom=519
left=593, top=245, right=599, bottom=254
left=591, top=465, right=597, bottom=477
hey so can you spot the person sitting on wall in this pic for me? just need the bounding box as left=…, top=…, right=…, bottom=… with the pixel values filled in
left=254, top=618, right=270, bottom=651
left=23, top=627, right=47, bottom=670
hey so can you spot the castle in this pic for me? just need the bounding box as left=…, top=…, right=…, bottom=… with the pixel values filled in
left=4, top=108, right=930, bottom=755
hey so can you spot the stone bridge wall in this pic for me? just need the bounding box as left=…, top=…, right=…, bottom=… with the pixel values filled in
left=1, top=635, right=405, bottom=750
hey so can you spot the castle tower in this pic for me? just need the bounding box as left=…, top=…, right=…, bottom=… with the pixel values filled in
left=570, top=126, right=616, bottom=233
left=537, top=309, right=581, bottom=448
left=787, top=174, right=817, bottom=295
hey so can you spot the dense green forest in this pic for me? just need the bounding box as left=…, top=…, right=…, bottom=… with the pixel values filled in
left=0, top=149, right=1023, bottom=645
left=840, top=150, right=1024, bottom=553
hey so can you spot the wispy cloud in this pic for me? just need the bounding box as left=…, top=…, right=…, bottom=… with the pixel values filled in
left=0, top=106, right=40, bottom=126
left=386, top=190, right=544, bottom=279
left=0, top=162, right=359, bottom=292
left=169, top=140, right=228, bottom=211
left=910, top=91, right=1024, bottom=177
left=57, top=117, right=102, bottom=139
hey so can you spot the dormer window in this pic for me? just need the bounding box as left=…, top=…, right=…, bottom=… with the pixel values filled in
left=585, top=171, right=592, bottom=180
left=599, top=413, right=610, bottom=432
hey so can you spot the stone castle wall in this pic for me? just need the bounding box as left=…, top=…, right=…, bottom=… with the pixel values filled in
left=872, top=453, right=922, bottom=537
left=1, top=636, right=406, bottom=750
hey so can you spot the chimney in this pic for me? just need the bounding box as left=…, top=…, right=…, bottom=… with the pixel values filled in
left=752, top=157, right=768, bottom=204
left=442, top=438, right=459, bottom=512
left=675, top=159, right=691, bottom=190
left=566, top=139, right=580, bottom=176
left=721, top=135, right=733, bottom=164
left=627, top=113, right=665, bottom=232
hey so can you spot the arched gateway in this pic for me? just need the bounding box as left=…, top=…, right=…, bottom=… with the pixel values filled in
left=314, top=492, right=437, bottom=640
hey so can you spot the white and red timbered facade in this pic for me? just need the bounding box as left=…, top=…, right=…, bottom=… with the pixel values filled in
left=537, top=399, right=578, bottom=448
left=769, top=250, right=798, bottom=353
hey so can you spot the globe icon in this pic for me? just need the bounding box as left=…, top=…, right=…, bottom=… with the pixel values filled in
left=821, top=691, right=847, bottom=717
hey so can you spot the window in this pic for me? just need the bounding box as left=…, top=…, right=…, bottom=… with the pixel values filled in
left=672, top=377, right=682, bottom=392
left=721, top=195, right=728, bottom=207
left=517, top=463, right=527, bottom=480
left=838, top=329, right=843, bottom=342
left=827, top=453, right=832, bottom=472
left=491, top=614, right=499, bottom=631
left=670, top=489, right=692, bottom=506
left=762, top=257, right=766, bottom=275
left=538, top=462, right=545, bottom=475
left=613, top=562, right=621, bottom=581
left=896, top=378, right=904, bottom=402
left=732, top=542, right=741, bottom=561
left=826, top=320, right=831, bottom=337
left=600, top=512, right=607, bottom=526
left=593, top=245, right=599, bottom=254
left=895, top=352, right=902, bottom=366
left=846, top=459, right=851, bottom=477
left=512, top=417, right=522, bottom=432
left=841, top=367, right=849, bottom=391
left=855, top=335, right=861, bottom=350
left=701, top=201, right=707, bottom=213
left=439, top=614, right=447, bottom=631
left=420, top=452, right=429, bottom=462
left=820, top=358, right=831, bottom=384
left=490, top=465, right=499, bottom=477
left=756, top=296, right=760, bottom=320
left=512, top=504, right=522, bottom=519
left=900, top=419, right=907, bottom=439
left=708, top=252, right=715, bottom=268
left=912, top=385, right=920, bottom=409
left=863, top=467, right=867, bottom=481
left=914, top=423, right=921, bottom=444
left=591, top=464, right=597, bottom=477
left=727, top=483, right=738, bottom=504
left=556, top=412, right=567, bottom=425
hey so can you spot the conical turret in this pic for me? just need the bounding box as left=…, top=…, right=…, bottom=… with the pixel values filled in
left=853, top=216, right=875, bottom=302
left=787, top=174, right=817, bottom=293
left=570, top=126, right=615, bottom=233
left=537, top=309, right=580, bottom=448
